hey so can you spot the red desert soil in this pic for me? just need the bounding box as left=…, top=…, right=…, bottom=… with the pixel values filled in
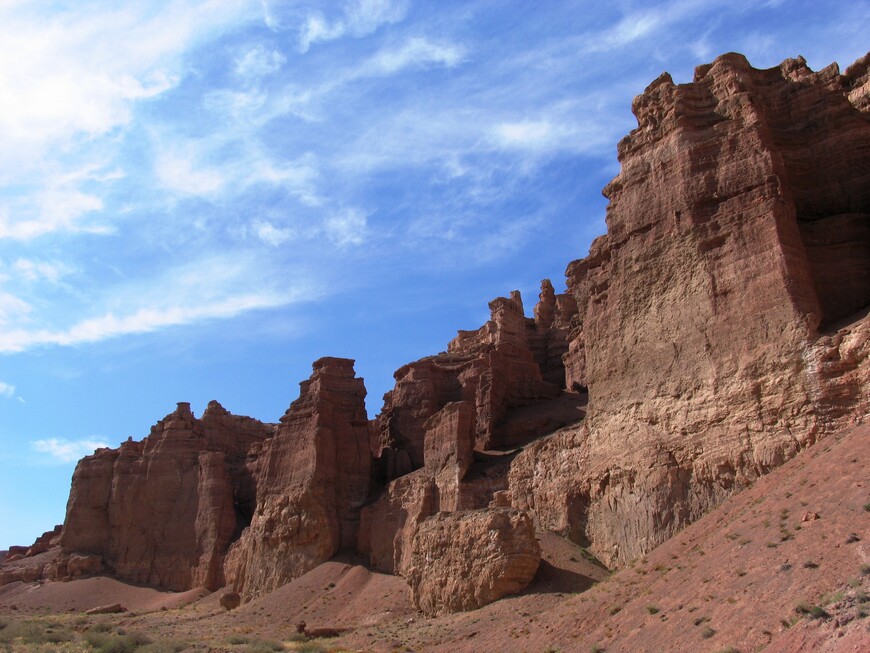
left=1, top=423, right=868, bottom=652
left=0, top=576, right=208, bottom=614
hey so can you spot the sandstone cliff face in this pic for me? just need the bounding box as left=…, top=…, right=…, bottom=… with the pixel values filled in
left=59, top=401, right=273, bottom=590
left=407, top=508, right=540, bottom=616
left=53, top=358, right=372, bottom=597
left=224, top=357, right=371, bottom=598
left=511, top=52, right=870, bottom=565
left=372, top=287, right=580, bottom=483
left=356, top=286, right=583, bottom=606
left=354, top=290, right=584, bottom=610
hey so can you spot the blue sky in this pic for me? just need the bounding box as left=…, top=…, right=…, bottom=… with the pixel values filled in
left=1, top=0, right=867, bottom=549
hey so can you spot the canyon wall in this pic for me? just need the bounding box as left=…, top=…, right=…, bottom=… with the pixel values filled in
left=510, top=52, right=870, bottom=565
left=59, top=401, right=273, bottom=590
left=223, top=357, right=371, bottom=598
left=45, top=358, right=372, bottom=596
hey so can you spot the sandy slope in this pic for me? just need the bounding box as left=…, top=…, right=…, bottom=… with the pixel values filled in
left=0, top=576, right=208, bottom=614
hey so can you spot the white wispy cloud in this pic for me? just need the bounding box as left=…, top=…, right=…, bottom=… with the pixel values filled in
left=252, top=220, right=296, bottom=246
left=0, top=291, right=31, bottom=326
left=203, top=88, right=268, bottom=119
left=325, top=208, right=368, bottom=246
left=0, top=253, right=323, bottom=353
left=246, top=36, right=466, bottom=127
left=0, top=166, right=119, bottom=241
left=0, top=295, right=289, bottom=353
left=234, top=44, right=286, bottom=80
left=0, top=1, right=258, bottom=157
left=0, top=0, right=262, bottom=239
left=579, top=0, right=718, bottom=54
left=300, top=13, right=346, bottom=52
left=299, top=0, right=409, bottom=52
left=361, top=37, right=465, bottom=75
left=152, top=131, right=322, bottom=204
left=31, top=438, right=110, bottom=464
left=494, top=120, right=552, bottom=146
left=13, top=259, right=75, bottom=284
left=155, top=148, right=227, bottom=197
left=0, top=381, right=15, bottom=398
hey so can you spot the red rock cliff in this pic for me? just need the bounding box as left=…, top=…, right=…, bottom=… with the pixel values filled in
left=224, top=357, right=371, bottom=598
left=60, top=401, right=273, bottom=590
left=510, top=52, right=870, bottom=565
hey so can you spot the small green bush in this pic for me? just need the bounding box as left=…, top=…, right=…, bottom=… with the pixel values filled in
left=701, top=626, right=716, bottom=639
left=822, top=591, right=844, bottom=605
left=795, top=603, right=830, bottom=620
left=295, top=643, right=332, bottom=653
left=645, top=605, right=660, bottom=615
left=138, top=640, right=188, bottom=653
left=0, top=620, right=58, bottom=645
left=88, top=622, right=115, bottom=633
left=44, top=625, right=74, bottom=643
left=85, top=630, right=152, bottom=653
left=243, top=639, right=285, bottom=653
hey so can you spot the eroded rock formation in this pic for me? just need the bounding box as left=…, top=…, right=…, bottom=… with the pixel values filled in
left=510, top=52, right=870, bottom=565
left=42, top=357, right=373, bottom=597
left=59, top=401, right=273, bottom=590
left=372, top=286, right=582, bottom=482
left=224, top=357, right=371, bottom=598
left=356, top=286, right=582, bottom=603
left=407, top=508, right=540, bottom=616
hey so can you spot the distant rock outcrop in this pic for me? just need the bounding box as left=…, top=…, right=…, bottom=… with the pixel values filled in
left=59, top=401, right=273, bottom=590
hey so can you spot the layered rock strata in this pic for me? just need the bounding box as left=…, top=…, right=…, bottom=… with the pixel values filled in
left=357, top=287, right=582, bottom=611
left=224, top=357, right=371, bottom=598
left=43, top=358, right=372, bottom=597
left=372, top=286, right=581, bottom=482
left=59, top=401, right=273, bottom=590
left=510, top=52, right=870, bottom=565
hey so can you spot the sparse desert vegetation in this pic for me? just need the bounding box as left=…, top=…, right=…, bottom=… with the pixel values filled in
left=0, top=615, right=346, bottom=653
